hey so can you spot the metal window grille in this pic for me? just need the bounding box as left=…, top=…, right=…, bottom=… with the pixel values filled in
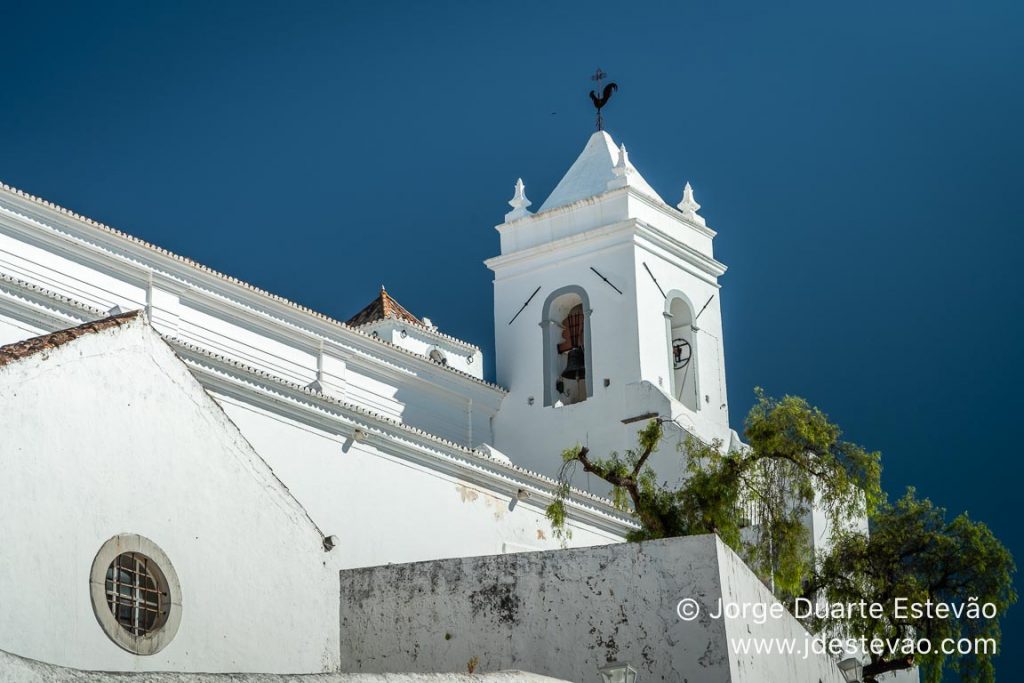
left=104, top=553, right=165, bottom=636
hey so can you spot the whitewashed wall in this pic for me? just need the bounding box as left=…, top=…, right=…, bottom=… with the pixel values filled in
left=489, top=234, right=647, bottom=479
left=362, top=318, right=480, bottom=378
left=0, top=647, right=570, bottom=683
left=0, top=186, right=503, bottom=452
left=488, top=177, right=735, bottom=488
left=0, top=318, right=338, bottom=673
left=337, top=535, right=849, bottom=683
left=216, top=396, right=624, bottom=570
left=715, top=541, right=852, bottom=683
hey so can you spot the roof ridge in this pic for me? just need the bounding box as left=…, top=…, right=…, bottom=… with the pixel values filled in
left=346, top=287, right=421, bottom=328
left=381, top=288, right=421, bottom=324
left=0, top=310, right=142, bottom=368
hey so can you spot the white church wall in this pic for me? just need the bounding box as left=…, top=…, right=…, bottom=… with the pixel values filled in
left=715, top=540, right=849, bottom=683
left=488, top=131, right=734, bottom=485
left=489, top=229, right=731, bottom=487
left=0, top=317, right=338, bottom=673
left=336, top=535, right=849, bottom=683
left=174, top=296, right=319, bottom=386
left=362, top=318, right=482, bottom=379
left=214, top=395, right=624, bottom=570
left=632, top=244, right=732, bottom=444
left=625, top=191, right=715, bottom=254
left=0, top=647, right=571, bottom=683
left=0, top=186, right=505, bottom=456
left=490, top=232, right=648, bottom=480
left=0, top=273, right=104, bottom=348
left=344, top=366, right=405, bottom=419
left=0, top=228, right=147, bottom=314
left=398, top=390, right=473, bottom=447
left=0, top=313, right=43, bottom=345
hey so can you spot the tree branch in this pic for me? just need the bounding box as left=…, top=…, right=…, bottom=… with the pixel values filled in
left=864, top=656, right=915, bottom=681
left=631, top=436, right=658, bottom=478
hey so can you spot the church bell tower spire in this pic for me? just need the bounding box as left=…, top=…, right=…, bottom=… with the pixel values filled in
left=485, top=87, right=735, bottom=487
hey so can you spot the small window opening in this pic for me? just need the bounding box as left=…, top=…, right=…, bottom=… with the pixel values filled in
left=668, top=297, right=698, bottom=411
left=555, top=304, right=587, bottom=404
left=543, top=289, right=592, bottom=407
left=105, top=552, right=169, bottom=637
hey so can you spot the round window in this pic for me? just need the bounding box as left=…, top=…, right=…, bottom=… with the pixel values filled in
left=90, top=535, right=181, bottom=655
left=105, top=552, right=169, bottom=636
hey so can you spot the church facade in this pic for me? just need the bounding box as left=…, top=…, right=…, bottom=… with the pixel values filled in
left=0, top=128, right=866, bottom=681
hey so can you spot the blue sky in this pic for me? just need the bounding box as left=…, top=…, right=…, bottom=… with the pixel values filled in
left=2, top=0, right=1022, bottom=676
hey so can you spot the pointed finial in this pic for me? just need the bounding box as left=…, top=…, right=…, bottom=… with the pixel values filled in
left=677, top=182, right=706, bottom=226
left=607, top=144, right=634, bottom=191
left=616, top=144, right=630, bottom=170
left=505, top=177, right=533, bottom=221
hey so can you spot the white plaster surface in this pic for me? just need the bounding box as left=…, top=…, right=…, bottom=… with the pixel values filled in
left=0, top=316, right=338, bottom=673
left=0, top=647, right=568, bottom=683
left=337, top=536, right=848, bottom=683
left=538, top=132, right=663, bottom=212
left=488, top=131, right=733, bottom=489
left=0, top=181, right=636, bottom=571
left=714, top=541, right=848, bottom=682
left=215, top=395, right=625, bottom=571
left=0, top=185, right=502, bottom=451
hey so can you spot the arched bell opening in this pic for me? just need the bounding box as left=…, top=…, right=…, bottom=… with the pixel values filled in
left=666, top=294, right=699, bottom=411
left=541, top=286, right=593, bottom=407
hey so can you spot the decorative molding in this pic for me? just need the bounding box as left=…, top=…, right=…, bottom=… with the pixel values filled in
left=0, top=184, right=501, bottom=396
left=487, top=218, right=726, bottom=285
left=169, top=336, right=636, bottom=536
left=499, top=184, right=717, bottom=239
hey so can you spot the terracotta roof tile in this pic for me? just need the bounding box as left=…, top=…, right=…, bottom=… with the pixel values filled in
left=346, top=287, right=422, bottom=327
left=0, top=310, right=142, bottom=368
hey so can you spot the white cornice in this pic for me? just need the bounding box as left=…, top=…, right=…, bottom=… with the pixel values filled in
left=170, top=337, right=636, bottom=536
left=633, top=220, right=727, bottom=281
left=486, top=218, right=727, bottom=284
left=0, top=271, right=106, bottom=323
left=353, top=317, right=479, bottom=354
left=498, top=185, right=718, bottom=239
left=0, top=182, right=506, bottom=395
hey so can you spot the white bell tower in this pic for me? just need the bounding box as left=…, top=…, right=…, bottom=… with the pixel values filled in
left=486, top=130, right=739, bottom=485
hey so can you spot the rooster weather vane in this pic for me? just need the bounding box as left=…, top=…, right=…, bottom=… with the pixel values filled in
left=589, top=68, right=618, bottom=131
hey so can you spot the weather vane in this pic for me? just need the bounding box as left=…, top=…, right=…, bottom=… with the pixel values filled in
left=589, top=68, right=618, bottom=131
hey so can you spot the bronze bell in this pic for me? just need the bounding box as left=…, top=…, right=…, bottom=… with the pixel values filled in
left=561, top=347, right=586, bottom=380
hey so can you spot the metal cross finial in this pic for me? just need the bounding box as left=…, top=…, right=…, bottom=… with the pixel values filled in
left=589, top=68, right=618, bottom=131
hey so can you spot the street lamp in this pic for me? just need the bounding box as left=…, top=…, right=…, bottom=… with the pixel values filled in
left=838, top=657, right=863, bottom=683
left=598, top=661, right=638, bottom=683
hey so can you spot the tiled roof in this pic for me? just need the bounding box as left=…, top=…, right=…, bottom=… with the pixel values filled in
left=346, top=287, right=422, bottom=327
left=0, top=310, right=141, bottom=368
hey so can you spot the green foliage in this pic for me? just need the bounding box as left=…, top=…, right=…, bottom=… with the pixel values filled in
left=811, top=489, right=1016, bottom=683
left=548, top=390, right=881, bottom=600
left=544, top=390, right=1015, bottom=681
left=731, top=389, right=883, bottom=599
